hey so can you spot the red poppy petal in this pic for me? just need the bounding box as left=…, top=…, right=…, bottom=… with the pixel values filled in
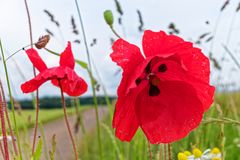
left=60, top=42, right=75, bottom=69
left=135, top=81, right=203, bottom=144
left=143, top=30, right=190, bottom=57
left=142, top=30, right=211, bottom=83
left=21, top=75, right=48, bottom=93
left=111, top=39, right=144, bottom=72
left=111, top=39, right=146, bottom=96
left=21, top=67, right=63, bottom=93
left=113, top=81, right=147, bottom=141
left=152, top=58, right=214, bottom=111
left=25, top=48, right=48, bottom=72
left=51, top=67, right=88, bottom=96
left=21, top=67, right=87, bottom=96
left=113, top=94, right=139, bottom=141
left=176, top=47, right=211, bottom=83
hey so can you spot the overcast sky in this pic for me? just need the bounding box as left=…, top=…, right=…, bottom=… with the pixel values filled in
left=0, top=0, right=240, bottom=100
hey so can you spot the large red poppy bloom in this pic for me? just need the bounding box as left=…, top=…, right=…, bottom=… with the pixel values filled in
left=21, top=42, right=87, bottom=96
left=111, top=30, right=215, bottom=144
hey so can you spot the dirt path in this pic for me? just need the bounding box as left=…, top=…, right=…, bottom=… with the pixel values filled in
left=27, top=107, right=108, bottom=160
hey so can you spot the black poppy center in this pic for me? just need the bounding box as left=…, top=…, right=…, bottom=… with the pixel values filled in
left=158, top=64, right=167, bottom=72
left=135, top=78, right=142, bottom=86
left=149, top=84, right=160, bottom=96
left=135, top=61, right=167, bottom=97
left=148, top=74, right=160, bottom=97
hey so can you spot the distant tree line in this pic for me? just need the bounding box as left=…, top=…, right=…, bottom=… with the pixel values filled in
left=10, top=96, right=116, bottom=109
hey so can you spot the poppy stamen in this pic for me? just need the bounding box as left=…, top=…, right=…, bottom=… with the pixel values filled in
left=147, top=73, right=160, bottom=86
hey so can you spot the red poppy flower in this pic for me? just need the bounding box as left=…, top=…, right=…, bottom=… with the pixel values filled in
left=21, top=42, right=87, bottom=96
left=111, top=30, right=215, bottom=144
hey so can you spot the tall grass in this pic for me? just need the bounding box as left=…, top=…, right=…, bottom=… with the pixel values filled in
left=81, top=93, right=240, bottom=160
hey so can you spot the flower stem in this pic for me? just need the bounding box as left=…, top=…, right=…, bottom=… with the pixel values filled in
left=0, top=40, right=23, bottom=159
left=39, top=123, right=50, bottom=160
left=0, top=80, right=18, bottom=155
left=5, top=44, right=31, bottom=61
left=159, top=144, right=162, bottom=160
left=74, top=0, right=103, bottom=159
left=209, top=12, right=222, bottom=54
left=203, top=117, right=240, bottom=125
left=0, top=142, right=5, bottom=160
left=147, top=141, right=152, bottom=160
left=24, top=0, right=33, bottom=47
left=222, top=45, right=240, bottom=70
left=0, top=88, right=9, bottom=160
left=90, top=56, right=113, bottom=120
left=167, top=144, right=172, bottom=160
left=74, top=0, right=92, bottom=71
left=23, top=0, right=41, bottom=154
left=110, top=26, right=122, bottom=39
left=89, top=70, right=103, bottom=160
left=164, top=144, right=167, bottom=160
left=32, top=95, right=40, bottom=154
left=59, top=80, right=78, bottom=160
left=74, top=98, right=89, bottom=159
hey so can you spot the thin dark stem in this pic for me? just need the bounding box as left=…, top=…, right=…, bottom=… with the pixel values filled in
left=31, top=93, right=39, bottom=154
left=164, top=144, right=167, bottom=160
left=159, top=144, right=162, bottom=160
left=203, top=117, right=240, bottom=125
left=0, top=40, right=22, bottom=159
left=147, top=141, right=152, bottom=160
left=39, top=123, right=50, bottom=160
left=87, top=70, right=103, bottom=159
left=218, top=11, right=238, bottom=86
left=23, top=0, right=40, bottom=154
left=59, top=80, right=78, bottom=160
left=74, top=0, right=103, bottom=159
left=0, top=142, right=5, bottom=160
left=75, top=0, right=92, bottom=71
left=5, top=44, right=31, bottom=61
left=225, top=13, right=237, bottom=45
left=0, top=93, right=9, bottom=160
left=74, top=98, right=86, bottom=134
left=90, top=54, right=113, bottom=119
left=24, top=0, right=33, bottom=47
left=209, top=12, right=222, bottom=54
left=168, top=144, right=172, bottom=160
left=0, top=80, right=18, bottom=155
left=110, top=26, right=122, bottom=39
left=222, top=44, right=240, bottom=70
left=74, top=98, right=89, bottom=159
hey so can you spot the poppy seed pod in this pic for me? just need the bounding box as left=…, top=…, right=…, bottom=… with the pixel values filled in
left=35, top=35, right=50, bottom=49
left=104, top=10, right=114, bottom=27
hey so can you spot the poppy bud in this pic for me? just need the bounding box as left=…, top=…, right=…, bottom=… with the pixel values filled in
left=104, top=10, right=114, bottom=27
left=35, top=35, right=50, bottom=49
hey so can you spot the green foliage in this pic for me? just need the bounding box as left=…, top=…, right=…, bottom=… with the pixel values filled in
left=14, top=156, right=21, bottom=160
left=7, top=107, right=87, bottom=130
left=44, top=48, right=88, bottom=69
left=75, top=59, right=88, bottom=69
left=31, top=139, right=43, bottom=160
left=101, top=123, right=123, bottom=160
left=49, top=134, right=57, bottom=160
left=18, top=96, right=116, bottom=109
left=81, top=93, right=240, bottom=160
